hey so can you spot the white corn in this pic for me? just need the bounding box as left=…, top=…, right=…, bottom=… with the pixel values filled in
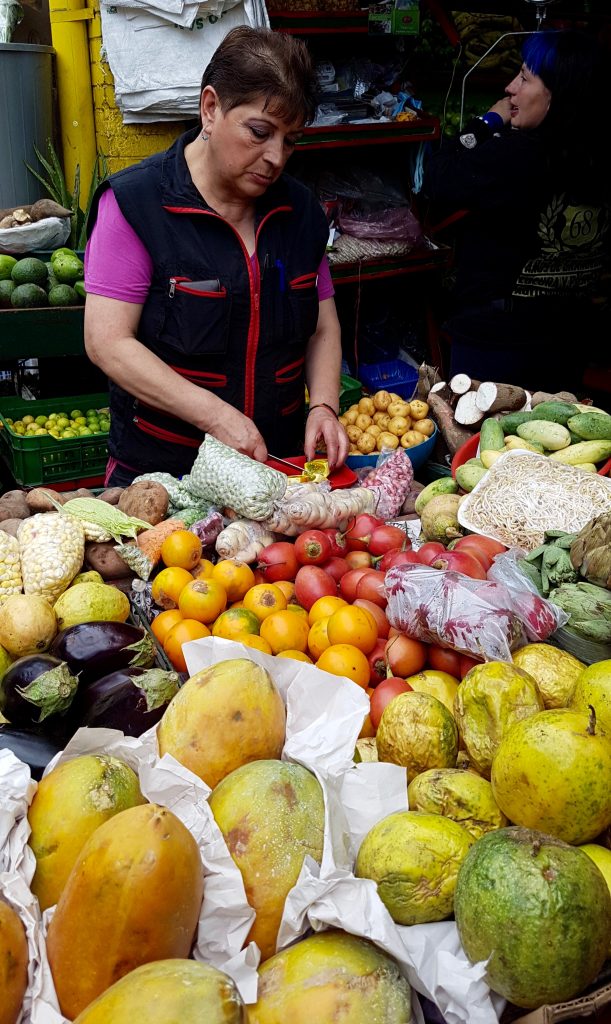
left=0, top=529, right=23, bottom=605
left=18, top=513, right=85, bottom=603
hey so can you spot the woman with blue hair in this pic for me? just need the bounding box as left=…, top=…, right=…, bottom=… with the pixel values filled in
left=422, top=29, right=609, bottom=391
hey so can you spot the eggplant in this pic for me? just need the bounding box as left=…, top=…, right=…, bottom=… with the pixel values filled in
left=73, top=666, right=181, bottom=736
left=0, top=654, right=79, bottom=734
left=49, top=621, right=156, bottom=684
left=0, top=725, right=63, bottom=780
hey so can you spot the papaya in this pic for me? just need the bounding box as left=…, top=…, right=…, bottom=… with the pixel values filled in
left=157, top=658, right=285, bottom=789
left=46, top=803, right=204, bottom=1019
left=209, top=759, right=324, bottom=960
left=0, top=898, right=28, bottom=1024
left=248, top=929, right=411, bottom=1024
left=28, top=754, right=145, bottom=911
left=73, top=959, right=246, bottom=1024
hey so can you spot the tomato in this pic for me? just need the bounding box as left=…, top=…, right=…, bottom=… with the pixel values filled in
left=368, top=525, right=411, bottom=557
left=178, top=578, right=228, bottom=624
left=322, top=528, right=348, bottom=557
left=294, top=565, right=337, bottom=611
left=367, top=638, right=389, bottom=687
left=430, top=550, right=488, bottom=580
left=379, top=549, right=421, bottom=572
left=370, top=677, right=412, bottom=730
left=385, top=633, right=428, bottom=677
left=257, top=541, right=299, bottom=583
left=294, top=529, right=333, bottom=567
left=353, top=598, right=390, bottom=638
left=344, top=513, right=385, bottom=551
left=320, top=556, right=350, bottom=583
left=339, top=567, right=375, bottom=603
left=455, top=534, right=507, bottom=559
left=345, top=550, right=375, bottom=570
left=327, top=604, right=378, bottom=654
left=428, top=645, right=462, bottom=677
left=355, top=569, right=387, bottom=608
left=416, top=542, right=447, bottom=566
left=459, top=654, right=482, bottom=679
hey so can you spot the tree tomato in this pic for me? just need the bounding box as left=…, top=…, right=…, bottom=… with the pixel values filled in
left=459, top=654, right=482, bottom=679
left=367, top=638, right=389, bottom=687
left=416, top=542, right=447, bottom=566
left=430, top=550, right=487, bottom=580
left=257, top=541, right=299, bottom=582
left=451, top=536, right=495, bottom=571
left=345, top=549, right=375, bottom=570
left=294, top=565, right=337, bottom=611
left=320, top=556, right=350, bottom=583
left=339, top=567, right=375, bottom=603
left=294, top=529, right=333, bottom=566
left=322, top=528, right=348, bottom=557
left=344, top=513, right=385, bottom=551
left=368, top=525, right=411, bottom=557
left=457, top=534, right=507, bottom=558
left=355, top=569, right=388, bottom=608
left=370, top=677, right=413, bottom=731
left=385, top=633, right=428, bottom=677
left=427, top=645, right=462, bottom=677
left=353, top=598, right=390, bottom=638
left=379, top=548, right=421, bottom=573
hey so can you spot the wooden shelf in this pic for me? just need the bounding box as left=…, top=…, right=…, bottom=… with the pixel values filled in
left=297, top=116, right=439, bottom=150
left=330, top=244, right=451, bottom=284
left=269, top=9, right=369, bottom=33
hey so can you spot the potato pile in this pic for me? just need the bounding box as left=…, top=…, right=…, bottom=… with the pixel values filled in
left=339, top=391, right=435, bottom=456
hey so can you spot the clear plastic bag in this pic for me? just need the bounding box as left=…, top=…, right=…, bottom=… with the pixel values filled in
left=385, top=562, right=567, bottom=662
left=361, top=446, right=414, bottom=519
left=338, top=204, right=424, bottom=244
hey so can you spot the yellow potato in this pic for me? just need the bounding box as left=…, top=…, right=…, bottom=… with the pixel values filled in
left=373, top=412, right=391, bottom=429
left=373, top=390, right=392, bottom=411
left=355, top=413, right=373, bottom=431
left=366, top=424, right=382, bottom=438
left=409, top=400, right=429, bottom=421
left=344, top=409, right=358, bottom=425
left=388, top=415, right=411, bottom=436
left=346, top=425, right=362, bottom=443
left=357, top=432, right=377, bottom=454
left=338, top=415, right=348, bottom=427
left=377, top=431, right=399, bottom=451
left=415, top=417, right=435, bottom=437
left=387, top=400, right=411, bottom=419
left=401, top=430, right=427, bottom=448
left=358, top=397, right=375, bottom=416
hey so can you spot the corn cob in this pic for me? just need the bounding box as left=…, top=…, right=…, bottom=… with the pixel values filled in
left=18, top=513, right=85, bottom=603
left=0, top=529, right=23, bottom=605
left=45, top=494, right=151, bottom=543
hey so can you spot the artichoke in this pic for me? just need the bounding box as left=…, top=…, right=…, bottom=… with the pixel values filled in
left=570, top=512, right=611, bottom=589
left=548, top=581, right=611, bottom=644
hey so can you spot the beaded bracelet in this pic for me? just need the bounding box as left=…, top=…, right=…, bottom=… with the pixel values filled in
left=308, top=402, right=338, bottom=417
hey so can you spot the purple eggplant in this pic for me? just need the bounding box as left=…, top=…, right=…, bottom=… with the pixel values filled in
left=49, top=621, right=156, bottom=684
left=0, top=654, right=79, bottom=734
left=73, top=666, right=181, bottom=736
left=0, top=725, right=63, bottom=780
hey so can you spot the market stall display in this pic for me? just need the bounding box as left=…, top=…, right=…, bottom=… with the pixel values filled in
left=1, top=364, right=611, bottom=1024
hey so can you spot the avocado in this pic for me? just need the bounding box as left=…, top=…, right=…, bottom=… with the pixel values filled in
left=74, top=280, right=86, bottom=299
left=52, top=253, right=85, bottom=286
left=48, top=284, right=79, bottom=307
left=50, top=247, right=78, bottom=263
left=0, top=279, right=16, bottom=308
left=45, top=262, right=59, bottom=290
left=11, top=257, right=49, bottom=288
left=10, top=283, right=48, bottom=309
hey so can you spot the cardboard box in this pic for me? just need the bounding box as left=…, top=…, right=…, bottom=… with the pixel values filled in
left=501, top=967, right=611, bottom=1024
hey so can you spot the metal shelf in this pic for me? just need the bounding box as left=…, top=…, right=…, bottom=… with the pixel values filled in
left=297, top=116, right=439, bottom=150
left=330, top=244, right=452, bottom=285
left=269, top=9, right=369, bottom=33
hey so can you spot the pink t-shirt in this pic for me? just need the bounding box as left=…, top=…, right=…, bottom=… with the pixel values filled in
left=85, top=188, right=334, bottom=302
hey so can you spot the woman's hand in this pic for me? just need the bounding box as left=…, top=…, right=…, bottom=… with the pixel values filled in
left=305, top=406, right=349, bottom=471
left=206, top=403, right=268, bottom=462
left=488, top=97, right=512, bottom=124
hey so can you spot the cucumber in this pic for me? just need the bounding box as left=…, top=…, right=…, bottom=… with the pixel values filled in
left=498, top=411, right=532, bottom=434
left=455, top=463, right=487, bottom=492
left=504, top=436, right=544, bottom=453
left=548, top=440, right=611, bottom=465
left=481, top=448, right=506, bottom=469
left=516, top=420, right=571, bottom=451
left=480, top=418, right=505, bottom=452
left=567, top=412, right=611, bottom=442
left=528, top=401, right=578, bottom=425
left=414, top=476, right=459, bottom=516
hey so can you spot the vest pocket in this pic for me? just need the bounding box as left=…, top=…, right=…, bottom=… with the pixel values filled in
left=160, top=277, right=231, bottom=355
left=288, top=274, right=320, bottom=344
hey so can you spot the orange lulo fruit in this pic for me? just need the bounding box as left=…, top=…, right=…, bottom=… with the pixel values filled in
left=178, top=578, right=227, bottom=624
left=46, top=804, right=204, bottom=1020
left=233, top=633, right=273, bottom=655
left=212, top=607, right=261, bottom=640
left=276, top=650, right=313, bottom=663
left=163, top=619, right=210, bottom=673
left=150, top=609, right=183, bottom=646
left=326, top=605, right=378, bottom=655
left=151, top=566, right=193, bottom=609
left=212, top=560, right=255, bottom=602
left=307, top=617, right=331, bottom=661
left=191, top=558, right=215, bottom=580
left=243, top=584, right=288, bottom=622
left=316, top=643, right=371, bottom=688
left=160, top=530, right=203, bottom=570
left=260, top=610, right=310, bottom=655
left=308, top=595, right=347, bottom=626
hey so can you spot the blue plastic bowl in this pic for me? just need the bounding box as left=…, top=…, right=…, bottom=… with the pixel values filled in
left=346, top=424, right=438, bottom=474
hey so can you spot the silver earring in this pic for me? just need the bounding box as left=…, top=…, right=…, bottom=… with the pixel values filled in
left=201, top=131, right=209, bottom=141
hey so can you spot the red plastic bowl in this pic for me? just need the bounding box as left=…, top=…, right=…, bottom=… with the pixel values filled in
left=264, top=455, right=357, bottom=489
left=451, top=433, right=611, bottom=479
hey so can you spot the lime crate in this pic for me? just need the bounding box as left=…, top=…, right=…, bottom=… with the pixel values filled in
left=0, top=392, right=110, bottom=488
left=339, top=372, right=362, bottom=413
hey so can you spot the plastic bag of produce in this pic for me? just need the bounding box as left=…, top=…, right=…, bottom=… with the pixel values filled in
left=385, top=563, right=565, bottom=661
left=186, top=436, right=287, bottom=521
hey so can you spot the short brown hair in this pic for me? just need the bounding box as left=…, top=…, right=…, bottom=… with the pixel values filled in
left=200, top=26, right=317, bottom=126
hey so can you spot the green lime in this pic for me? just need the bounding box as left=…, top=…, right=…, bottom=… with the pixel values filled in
left=56, top=417, right=70, bottom=429
left=51, top=247, right=78, bottom=262
left=0, top=255, right=17, bottom=281
left=35, top=415, right=47, bottom=426
left=70, top=409, right=83, bottom=419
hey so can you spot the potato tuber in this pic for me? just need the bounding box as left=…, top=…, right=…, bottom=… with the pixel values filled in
left=118, top=481, right=169, bottom=525
left=0, top=490, right=30, bottom=521
left=25, top=488, right=66, bottom=513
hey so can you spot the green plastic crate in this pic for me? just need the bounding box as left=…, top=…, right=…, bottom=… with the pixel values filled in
left=0, top=392, right=110, bottom=487
left=339, top=373, right=362, bottom=413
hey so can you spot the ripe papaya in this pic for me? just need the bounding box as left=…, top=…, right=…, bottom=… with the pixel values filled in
left=0, top=898, right=28, bottom=1024
left=46, top=803, right=204, bottom=1019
